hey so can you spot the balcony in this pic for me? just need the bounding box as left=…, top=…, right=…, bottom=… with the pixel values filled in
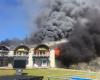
left=33, top=52, right=50, bottom=57
left=0, top=50, right=9, bottom=56
left=14, top=52, right=29, bottom=57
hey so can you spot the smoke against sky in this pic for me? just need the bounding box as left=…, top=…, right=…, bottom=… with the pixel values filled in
left=22, top=0, right=45, bottom=32
left=28, top=0, right=100, bottom=67
left=1, top=0, right=100, bottom=41
left=32, top=0, right=100, bottom=43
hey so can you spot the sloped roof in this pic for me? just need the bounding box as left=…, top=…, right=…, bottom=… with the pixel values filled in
left=0, top=45, right=9, bottom=51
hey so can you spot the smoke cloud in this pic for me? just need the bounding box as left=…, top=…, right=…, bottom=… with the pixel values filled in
left=32, top=0, right=100, bottom=42
left=32, top=0, right=100, bottom=67
left=20, top=0, right=46, bottom=34
left=59, top=3, right=100, bottom=67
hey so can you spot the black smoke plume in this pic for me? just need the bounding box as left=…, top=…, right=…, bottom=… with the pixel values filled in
left=59, top=10, right=100, bottom=67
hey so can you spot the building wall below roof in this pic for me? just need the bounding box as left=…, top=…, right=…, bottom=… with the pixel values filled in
left=0, top=48, right=56, bottom=68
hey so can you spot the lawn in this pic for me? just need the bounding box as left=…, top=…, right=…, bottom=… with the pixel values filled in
left=0, top=68, right=99, bottom=80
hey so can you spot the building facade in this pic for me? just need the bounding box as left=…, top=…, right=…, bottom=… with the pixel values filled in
left=0, top=44, right=56, bottom=68
left=0, top=39, right=67, bottom=68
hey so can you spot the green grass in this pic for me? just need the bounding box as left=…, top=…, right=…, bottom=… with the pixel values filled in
left=0, top=68, right=99, bottom=80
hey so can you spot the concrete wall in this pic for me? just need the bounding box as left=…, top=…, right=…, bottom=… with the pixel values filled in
left=50, top=49, right=56, bottom=68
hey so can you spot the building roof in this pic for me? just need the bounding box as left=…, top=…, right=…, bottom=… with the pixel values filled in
left=5, top=39, right=68, bottom=50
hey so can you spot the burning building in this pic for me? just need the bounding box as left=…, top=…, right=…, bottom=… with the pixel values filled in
left=0, top=39, right=67, bottom=68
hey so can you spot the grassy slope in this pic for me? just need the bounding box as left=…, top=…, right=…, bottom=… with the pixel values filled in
left=0, top=68, right=98, bottom=80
